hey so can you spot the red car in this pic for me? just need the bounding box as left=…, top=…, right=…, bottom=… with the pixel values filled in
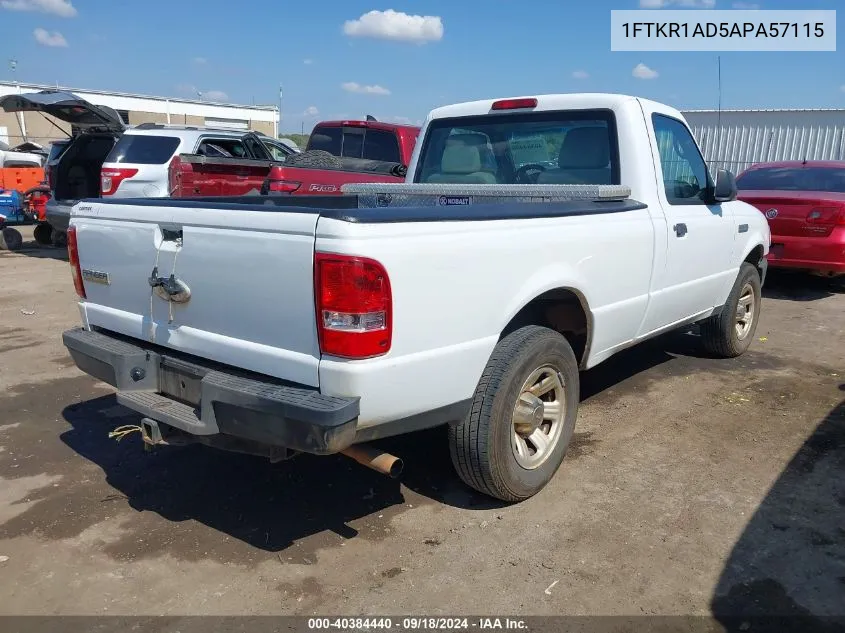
left=736, top=161, right=845, bottom=278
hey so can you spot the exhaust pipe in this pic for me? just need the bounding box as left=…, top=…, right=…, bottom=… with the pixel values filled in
left=340, top=444, right=403, bottom=478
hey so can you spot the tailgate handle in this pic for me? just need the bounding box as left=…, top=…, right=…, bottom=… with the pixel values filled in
left=160, top=226, right=183, bottom=242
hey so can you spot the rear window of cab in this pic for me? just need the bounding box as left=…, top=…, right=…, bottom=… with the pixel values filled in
left=413, top=109, right=620, bottom=186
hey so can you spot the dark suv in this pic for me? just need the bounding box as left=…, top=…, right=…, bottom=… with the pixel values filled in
left=0, top=91, right=126, bottom=244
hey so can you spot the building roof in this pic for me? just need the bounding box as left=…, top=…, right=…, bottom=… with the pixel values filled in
left=0, top=80, right=276, bottom=111
left=683, top=108, right=845, bottom=114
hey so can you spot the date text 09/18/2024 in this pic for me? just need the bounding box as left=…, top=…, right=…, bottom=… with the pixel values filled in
left=307, top=617, right=529, bottom=630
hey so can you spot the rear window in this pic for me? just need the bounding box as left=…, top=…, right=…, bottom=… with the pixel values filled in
left=414, top=110, right=619, bottom=185
left=737, top=167, right=845, bottom=193
left=106, top=134, right=180, bottom=165
left=308, top=126, right=401, bottom=163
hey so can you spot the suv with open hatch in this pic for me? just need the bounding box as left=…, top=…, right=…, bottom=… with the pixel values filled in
left=0, top=90, right=278, bottom=243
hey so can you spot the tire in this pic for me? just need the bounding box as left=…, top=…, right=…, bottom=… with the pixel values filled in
left=51, top=229, right=67, bottom=248
left=33, top=223, right=53, bottom=246
left=0, top=227, right=23, bottom=251
left=449, top=325, right=580, bottom=502
left=700, top=262, right=762, bottom=358
left=283, top=149, right=343, bottom=170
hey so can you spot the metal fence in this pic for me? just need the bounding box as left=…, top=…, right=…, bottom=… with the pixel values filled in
left=683, top=110, right=845, bottom=177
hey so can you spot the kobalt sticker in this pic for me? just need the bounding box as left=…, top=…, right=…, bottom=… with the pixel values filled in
left=438, top=195, right=472, bottom=206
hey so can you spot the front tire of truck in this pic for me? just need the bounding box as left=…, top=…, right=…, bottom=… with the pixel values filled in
left=700, top=262, right=762, bottom=358
left=449, top=326, right=579, bottom=503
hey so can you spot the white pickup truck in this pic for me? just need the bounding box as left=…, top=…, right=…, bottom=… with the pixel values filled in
left=61, top=93, right=770, bottom=502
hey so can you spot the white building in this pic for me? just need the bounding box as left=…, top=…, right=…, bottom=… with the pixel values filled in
left=0, top=81, right=279, bottom=147
left=682, top=108, right=845, bottom=175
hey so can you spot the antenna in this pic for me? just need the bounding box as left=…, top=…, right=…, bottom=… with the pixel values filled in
left=716, top=56, right=723, bottom=169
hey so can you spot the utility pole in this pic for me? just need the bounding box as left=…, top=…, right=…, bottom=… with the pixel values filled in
left=278, top=85, right=283, bottom=138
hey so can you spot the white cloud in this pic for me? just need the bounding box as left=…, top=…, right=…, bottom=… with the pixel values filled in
left=203, top=90, right=229, bottom=101
left=632, top=63, right=659, bottom=79
left=33, top=27, right=67, bottom=47
left=341, top=82, right=391, bottom=96
left=732, top=1, right=761, bottom=7
left=303, top=59, right=314, bottom=65
left=303, top=106, right=319, bottom=117
left=639, top=0, right=715, bottom=7
left=572, top=70, right=589, bottom=79
left=343, top=9, right=443, bottom=43
left=2, top=0, right=75, bottom=16
left=192, top=56, right=207, bottom=64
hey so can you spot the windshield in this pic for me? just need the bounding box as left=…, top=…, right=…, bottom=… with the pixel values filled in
left=414, top=110, right=619, bottom=185
left=737, top=166, right=845, bottom=193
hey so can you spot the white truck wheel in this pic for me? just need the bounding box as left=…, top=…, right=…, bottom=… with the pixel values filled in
left=449, top=325, right=580, bottom=502
left=700, top=262, right=762, bottom=358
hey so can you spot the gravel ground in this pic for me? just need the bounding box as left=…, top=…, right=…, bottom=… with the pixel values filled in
left=0, top=226, right=842, bottom=624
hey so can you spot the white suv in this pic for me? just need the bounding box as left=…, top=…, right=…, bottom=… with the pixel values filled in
left=0, top=90, right=291, bottom=242
left=100, top=124, right=276, bottom=198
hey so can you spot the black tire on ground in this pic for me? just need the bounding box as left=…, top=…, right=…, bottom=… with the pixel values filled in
left=282, top=150, right=343, bottom=170
left=52, top=229, right=67, bottom=248
left=448, top=325, right=580, bottom=502
left=0, top=227, right=24, bottom=251
left=700, top=262, right=762, bottom=358
left=33, top=223, right=53, bottom=246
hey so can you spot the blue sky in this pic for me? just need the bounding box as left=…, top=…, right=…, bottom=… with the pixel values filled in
left=0, top=0, right=843, bottom=133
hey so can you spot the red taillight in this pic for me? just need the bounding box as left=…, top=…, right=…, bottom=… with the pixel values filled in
left=491, top=98, right=538, bottom=111
left=100, top=167, right=138, bottom=196
left=168, top=155, right=181, bottom=196
left=314, top=253, right=392, bottom=359
left=66, top=226, right=86, bottom=299
left=268, top=180, right=302, bottom=193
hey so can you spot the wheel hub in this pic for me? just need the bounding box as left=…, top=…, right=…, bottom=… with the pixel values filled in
left=513, top=392, right=545, bottom=436
left=510, top=365, right=567, bottom=470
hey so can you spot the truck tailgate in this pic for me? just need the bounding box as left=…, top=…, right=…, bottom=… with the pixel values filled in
left=72, top=200, right=321, bottom=387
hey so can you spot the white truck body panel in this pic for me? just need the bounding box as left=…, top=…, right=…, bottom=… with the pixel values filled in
left=74, top=202, right=321, bottom=387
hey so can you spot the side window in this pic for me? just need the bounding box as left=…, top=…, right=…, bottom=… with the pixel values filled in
left=196, top=138, right=247, bottom=158
left=652, top=114, right=711, bottom=205
left=266, top=144, right=289, bottom=161
left=243, top=136, right=270, bottom=159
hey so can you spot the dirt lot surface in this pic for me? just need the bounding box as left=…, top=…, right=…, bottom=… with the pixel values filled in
left=0, top=226, right=843, bottom=622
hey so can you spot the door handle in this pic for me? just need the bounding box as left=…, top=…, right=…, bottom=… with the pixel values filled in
left=674, top=223, right=688, bottom=237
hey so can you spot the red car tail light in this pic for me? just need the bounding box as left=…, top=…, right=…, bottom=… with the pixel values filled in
left=491, top=98, right=538, bottom=111
left=268, top=179, right=302, bottom=193
left=314, top=253, right=392, bottom=359
left=100, top=168, right=138, bottom=196
left=67, top=226, right=86, bottom=299
left=168, top=155, right=182, bottom=196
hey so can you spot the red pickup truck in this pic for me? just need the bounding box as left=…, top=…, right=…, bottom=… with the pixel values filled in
left=169, top=119, right=420, bottom=197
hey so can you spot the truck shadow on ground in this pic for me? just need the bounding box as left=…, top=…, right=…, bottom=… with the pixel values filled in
left=54, top=328, right=748, bottom=557
left=762, top=270, right=843, bottom=302
left=0, top=241, right=68, bottom=261
left=710, top=392, right=845, bottom=632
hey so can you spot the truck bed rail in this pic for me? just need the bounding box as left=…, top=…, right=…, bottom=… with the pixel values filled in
left=341, top=183, right=632, bottom=208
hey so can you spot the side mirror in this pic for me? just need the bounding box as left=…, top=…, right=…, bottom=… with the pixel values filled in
left=711, top=168, right=737, bottom=203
